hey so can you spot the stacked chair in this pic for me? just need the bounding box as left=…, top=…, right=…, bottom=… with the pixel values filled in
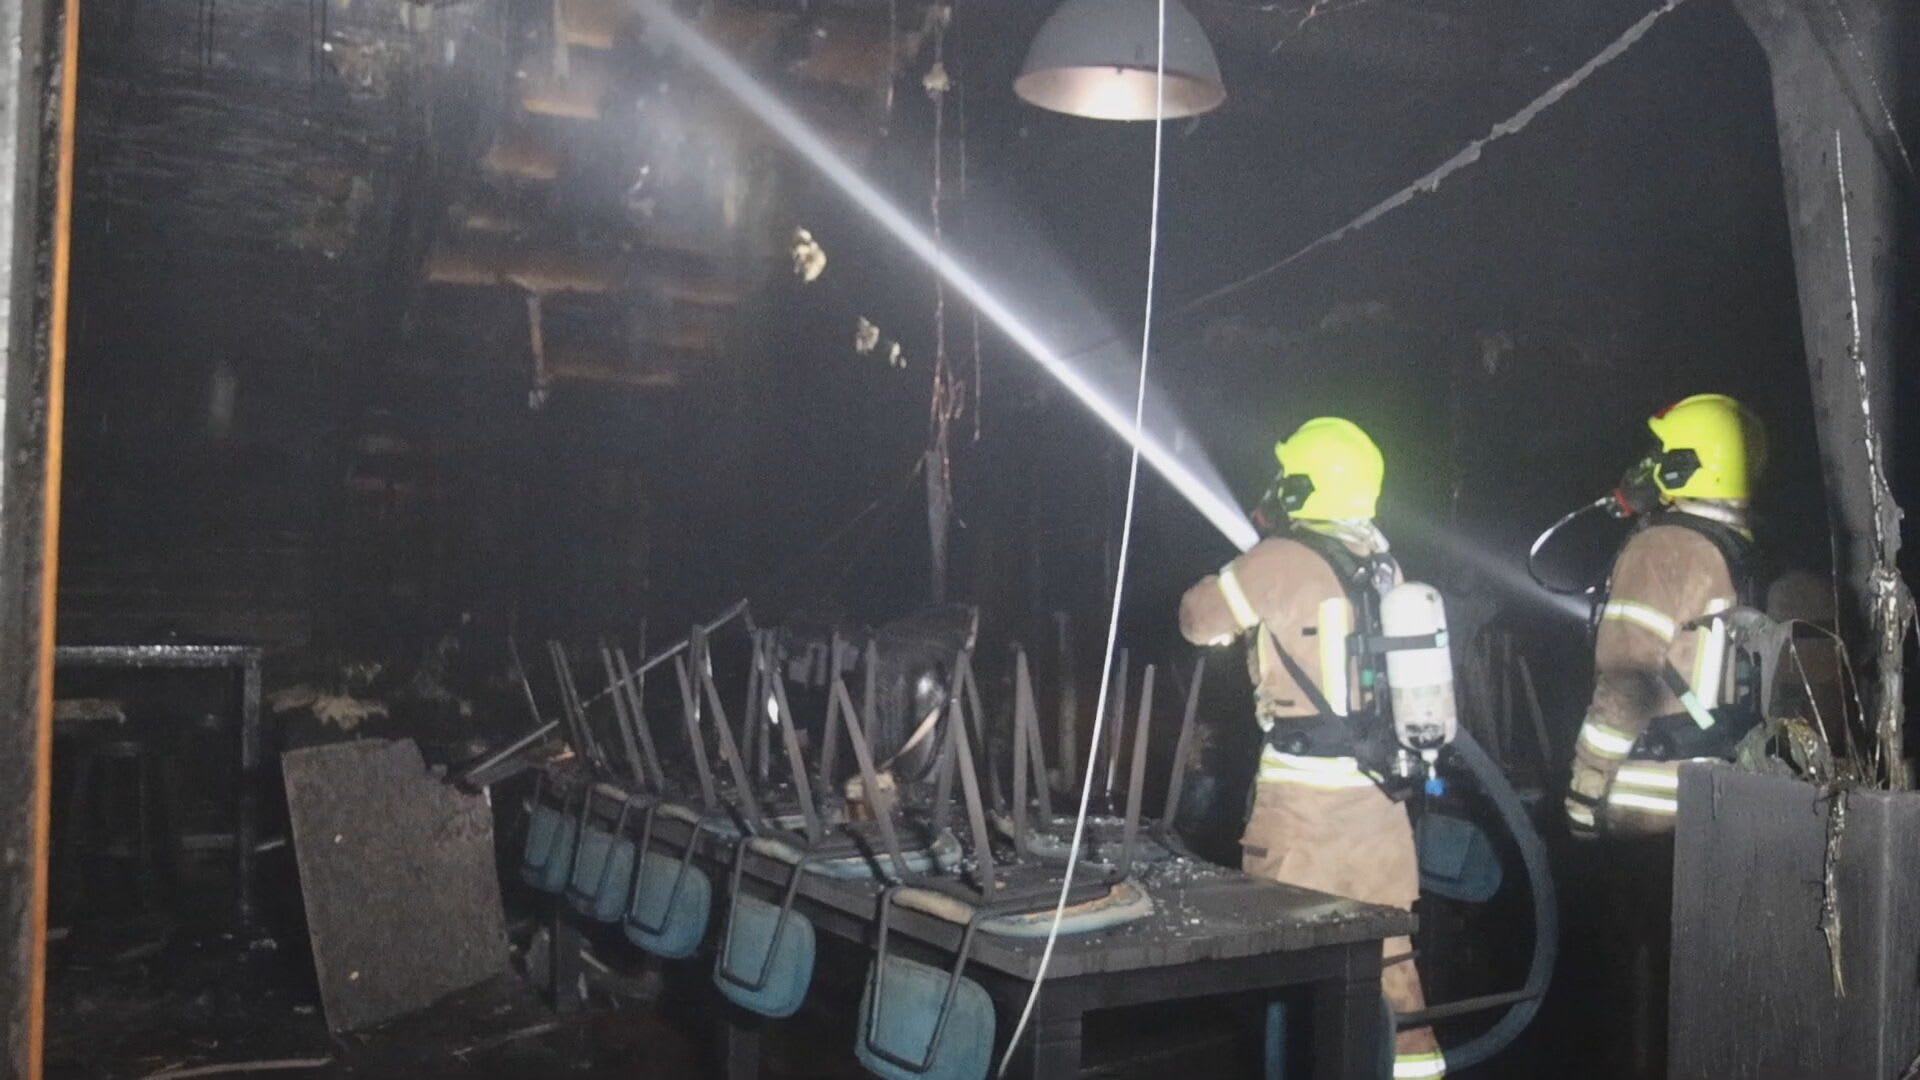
left=511, top=608, right=1208, bottom=1080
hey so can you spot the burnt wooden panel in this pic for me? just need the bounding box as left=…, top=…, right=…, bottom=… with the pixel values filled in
left=1672, top=765, right=1920, bottom=1078
left=284, top=737, right=508, bottom=1032
left=1730, top=0, right=1917, bottom=652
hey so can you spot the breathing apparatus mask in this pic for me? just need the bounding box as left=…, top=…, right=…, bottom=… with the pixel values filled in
left=1612, top=450, right=1667, bottom=518
left=1526, top=446, right=1678, bottom=596
left=1251, top=472, right=1315, bottom=536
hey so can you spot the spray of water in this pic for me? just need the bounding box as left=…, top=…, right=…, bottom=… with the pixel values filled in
left=630, top=0, right=1260, bottom=554
left=624, top=13, right=1595, bottom=1068
left=1388, top=513, right=1592, bottom=622
left=628, top=0, right=1609, bottom=637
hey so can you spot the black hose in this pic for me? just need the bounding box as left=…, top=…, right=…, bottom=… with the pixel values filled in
left=1527, top=498, right=1611, bottom=596
left=1406, top=726, right=1558, bottom=1072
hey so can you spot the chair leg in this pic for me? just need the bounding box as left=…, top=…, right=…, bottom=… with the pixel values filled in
left=61, top=755, right=95, bottom=920
left=157, top=752, right=183, bottom=898
left=136, top=755, right=161, bottom=910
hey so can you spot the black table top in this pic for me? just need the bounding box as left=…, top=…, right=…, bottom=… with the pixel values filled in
left=546, top=768, right=1413, bottom=982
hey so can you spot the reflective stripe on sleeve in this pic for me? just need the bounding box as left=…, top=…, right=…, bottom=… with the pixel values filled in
left=1612, top=761, right=1683, bottom=815
left=1216, top=565, right=1261, bottom=631
left=1613, top=764, right=1681, bottom=791
left=1601, top=601, right=1677, bottom=642
left=1257, top=750, right=1376, bottom=788
left=1608, top=790, right=1679, bottom=815
left=1578, top=720, right=1637, bottom=759
left=1566, top=801, right=1596, bottom=828
left=1394, top=1051, right=1448, bottom=1079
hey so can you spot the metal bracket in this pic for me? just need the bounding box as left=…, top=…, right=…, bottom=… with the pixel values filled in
left=1152, top=655, right=1207, bottom=855
left=609, top=644, right=669, bottom=795
left=549, top=641, right=609, bottom=772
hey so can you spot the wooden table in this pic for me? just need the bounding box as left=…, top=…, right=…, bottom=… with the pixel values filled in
left=54, top=644, right=265, bottom=925
left=542, top=770, right=1410, bottom=1079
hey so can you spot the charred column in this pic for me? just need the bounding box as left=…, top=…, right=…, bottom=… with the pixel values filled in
left=0, top=0, right=64, bottom=1073
left=1732, top=0, right=1917, bottom=782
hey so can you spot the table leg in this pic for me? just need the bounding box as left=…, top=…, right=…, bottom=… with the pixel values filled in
left=1019, top=1011, right=1082, bottom=1080
left=236, top=656, right=262, bottom=928
left=550, top=901, right=586, bottom=1014
left=62, top=753, right=95, bottom=917
left=722, top=1013, right=761, bottom=1080
left=1265, top=999, right=1288, bottom=1080
left=1310, top=942, right=1385, bottom=1079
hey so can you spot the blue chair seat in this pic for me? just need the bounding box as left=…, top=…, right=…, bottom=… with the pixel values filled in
left=715, top=893, right=816, bottom=1018
left=856, top=953, right=994, bottom=1080
left=623, top=848, right=712, bottom=959
left=520, top=805, right=577, bottom=894
left=566, top=826, right=637, bottom=922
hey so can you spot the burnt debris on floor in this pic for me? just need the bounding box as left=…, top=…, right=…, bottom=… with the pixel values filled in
left=44, top=932, right=704, bottom=1080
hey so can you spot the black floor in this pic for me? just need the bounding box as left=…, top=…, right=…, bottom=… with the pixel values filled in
left=44, top=911, right=711, bottom=1080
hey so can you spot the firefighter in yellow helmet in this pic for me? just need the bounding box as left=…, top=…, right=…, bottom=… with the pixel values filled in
left=1558, top=394, right=1768, bottom=1079
left=1179, top=418, right=1445, bottom=1080
left=1565, top=394, right=1768, bottom=836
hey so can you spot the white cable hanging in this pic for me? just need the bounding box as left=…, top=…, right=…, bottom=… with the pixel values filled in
left=996, top=3, right=1169, bottom=1072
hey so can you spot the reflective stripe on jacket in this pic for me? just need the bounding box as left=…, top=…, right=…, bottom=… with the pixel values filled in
left=1179, top=532, right=1397, bottom=727
left=1394, top=1050, right=1448, bottom=1078
left=1573, top=519, right=1744, bottom=835
left=1581, top=523, right=1740, bottom=763
left=1179, top=535, right=1363, bottom=724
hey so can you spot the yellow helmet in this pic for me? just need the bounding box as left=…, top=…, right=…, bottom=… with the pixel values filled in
left=1646, top=394, right=1766, bottom=501
left=1273, top=417, right=1384, bottom=521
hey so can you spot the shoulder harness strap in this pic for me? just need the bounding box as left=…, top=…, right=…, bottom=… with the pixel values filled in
left=1261, top=527, right=1399, bottom=710
left=1261, top=533, right=1406, bottom=793
left=1285, top=528, right=1420, bottom=655
left=1656, top=511, right=1765, bottom=610
left=1592, top=512, right=1766, bottom=641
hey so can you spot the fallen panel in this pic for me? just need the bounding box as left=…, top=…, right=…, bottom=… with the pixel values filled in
left=284, top=737, right=509, bottom=1032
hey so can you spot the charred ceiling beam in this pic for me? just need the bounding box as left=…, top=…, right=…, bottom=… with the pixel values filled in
left=1192, top=0, right=1489, bottom=83
left=1732, top=0, right=1915, bottom=780
left=0, top=0, right=61, bottom=1075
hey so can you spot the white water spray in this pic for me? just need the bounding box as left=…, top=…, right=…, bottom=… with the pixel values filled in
left=631, top=0, right=1260, bottom=554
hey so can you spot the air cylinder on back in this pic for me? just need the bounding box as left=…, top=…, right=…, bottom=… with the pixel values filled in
left=1380, top=582, right=1457, bottom=758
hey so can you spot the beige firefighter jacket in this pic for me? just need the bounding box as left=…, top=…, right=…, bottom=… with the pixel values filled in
left=1568, top=515, right=1745, bottom=833
left=1179, top=532, right=1386, bottom=728
left=1179, top=528, right=1445, bottom=1075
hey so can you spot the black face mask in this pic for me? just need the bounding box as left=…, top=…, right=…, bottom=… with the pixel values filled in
left=1657, top=448, right=1703, bottom=491
left=1253, top=473, right=1317, bottom=535
left=1611, top=454, right=1663, bottom=518
left=1612, top=446, right=1704, bottom=518
left=1276, top=473, right=1316, bottom=513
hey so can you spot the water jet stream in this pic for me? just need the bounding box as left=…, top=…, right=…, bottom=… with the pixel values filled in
left=629, top=0, right=1599, bottom=633
left=631, top=0, right=1260, bottom=554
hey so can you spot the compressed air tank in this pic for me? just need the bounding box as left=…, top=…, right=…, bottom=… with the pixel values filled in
left=1380, top=582, right=1457, bottom=752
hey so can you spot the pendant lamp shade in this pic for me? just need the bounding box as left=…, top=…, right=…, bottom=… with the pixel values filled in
left=1014, top=0, right=1226, bottom=121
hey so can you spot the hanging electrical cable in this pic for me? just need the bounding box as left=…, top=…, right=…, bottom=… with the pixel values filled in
left=956, top=48, right=983, bottom=443
left=925, top=5, right=957, bottom=604
left=996, top=2, right=1168, bottom=1073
